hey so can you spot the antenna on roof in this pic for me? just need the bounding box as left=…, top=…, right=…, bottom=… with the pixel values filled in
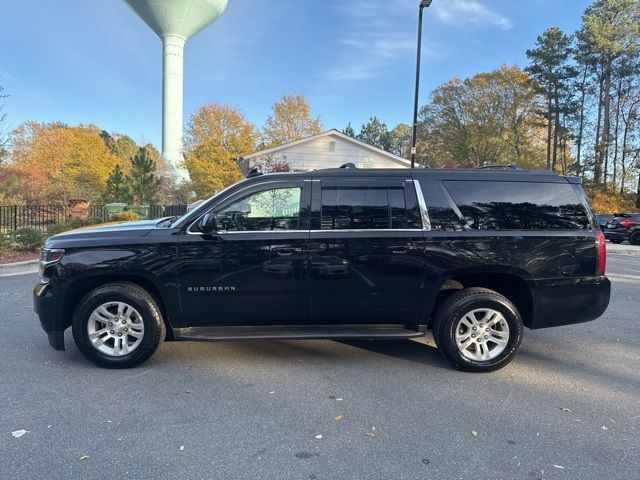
left=339, top=163, right=357, bottom=169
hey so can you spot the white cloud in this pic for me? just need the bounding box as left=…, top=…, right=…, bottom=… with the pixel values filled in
left=324, top=0, right=424, bottom=83
left=433, top=0, right=512, bottom=30
left=323, top=0, right=510, bottom=85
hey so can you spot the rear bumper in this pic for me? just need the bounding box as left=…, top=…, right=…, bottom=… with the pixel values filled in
left=528, top=276, right=611, bottom=329
left=33, top=282, right=65, bottom=351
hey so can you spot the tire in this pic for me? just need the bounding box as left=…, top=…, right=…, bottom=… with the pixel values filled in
left=629, top=233, right=640, bottom=246
left=432, top=287, right=523, bottom=372
left=72, top=282, right=165, bottom=368
left=609, top=238, right=623, bottom=244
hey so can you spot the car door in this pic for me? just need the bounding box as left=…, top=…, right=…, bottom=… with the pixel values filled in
left=177, top=179, right=311, bottom=326
left=307, top=177, right=427, bottom=325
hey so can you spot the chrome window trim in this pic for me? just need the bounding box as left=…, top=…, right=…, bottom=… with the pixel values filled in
left=310, top=229, right=424, bottom=234
left=187, top=229, right=310, bottom=236
left=411, top=179, right=432, bottom=231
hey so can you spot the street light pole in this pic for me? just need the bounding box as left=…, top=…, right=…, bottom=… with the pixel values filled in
left=411, top=0, right=432, bottom=168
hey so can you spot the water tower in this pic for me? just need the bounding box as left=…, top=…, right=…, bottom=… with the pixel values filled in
left=124, top=0, right=228, bottom=179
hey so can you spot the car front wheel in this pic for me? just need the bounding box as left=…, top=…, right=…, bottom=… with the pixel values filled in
left=629, top=232, right=640, bottom=246
left=72, top=282, right=165, bottom=368
left=432, top=288, right=523, bottom=372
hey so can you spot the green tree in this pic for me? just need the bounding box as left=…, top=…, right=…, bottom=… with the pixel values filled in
left=526, top=26, right=577, bottom=172
left=129, top=147, right=161, bottom=205
left=104, top=164, right=130, bottom=203
left=112, top=134, right=139, bottom=163
left=576, top=0, right=640, bottom=184
left=343, top=122, right=356, bottom=137
left=389, top=123, right=412, bottom=158
left=0, top=83, right=9, bottom=163
left=357, top=116, right=392, bottom=151
left=263, top=95, right=322, bottom=147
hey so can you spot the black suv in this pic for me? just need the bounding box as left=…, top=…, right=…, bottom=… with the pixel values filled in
left=34, top=168, right=610, bottom=372
left=603, top=213, right=640, bottom=245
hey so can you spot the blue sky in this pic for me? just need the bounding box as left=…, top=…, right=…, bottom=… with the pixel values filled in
left=1, top=0, right=592, bottom=148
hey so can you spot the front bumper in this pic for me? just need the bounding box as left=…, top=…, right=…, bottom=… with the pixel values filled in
left=33, top=282, right=65, bottom=351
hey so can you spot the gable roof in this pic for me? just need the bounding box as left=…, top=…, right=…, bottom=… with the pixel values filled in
left=239, top=129, right=411, bottom=167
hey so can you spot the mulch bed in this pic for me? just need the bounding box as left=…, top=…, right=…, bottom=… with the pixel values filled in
left=0, top=250, right=39, bottom=264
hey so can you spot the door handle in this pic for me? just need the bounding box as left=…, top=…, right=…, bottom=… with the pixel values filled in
left=275, top=248, right=303, bottom=256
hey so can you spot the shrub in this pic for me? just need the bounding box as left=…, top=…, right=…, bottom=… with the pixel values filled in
left=11, top=228, right=46, bottom=252
left=0, top=234, right=10, bottom=256
left=111, top=211, right=140, bottom=222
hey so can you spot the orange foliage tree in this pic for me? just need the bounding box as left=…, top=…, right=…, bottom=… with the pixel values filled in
left=6, top=122, right=125, bottom=203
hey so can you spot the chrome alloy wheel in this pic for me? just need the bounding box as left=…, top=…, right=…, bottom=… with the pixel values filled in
left=87, top=302, right=145, bottom=356
left=454, top=308, right=510, bottom=361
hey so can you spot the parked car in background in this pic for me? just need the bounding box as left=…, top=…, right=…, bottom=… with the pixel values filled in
left=595, top=214, right=613, bottom=232
left=603, top=213, right=640, bottom=245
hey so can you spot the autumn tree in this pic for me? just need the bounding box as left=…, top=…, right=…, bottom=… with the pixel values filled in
left=262, top=95, right=322, bottom=147
left=184, top=104, right=256, bottom=198
left=7, top=122, right=124, bottom=202
left=250, top=153, right=291, bottom=173
left=418, top=66, right=546, bottom=168
left=357, top=116, right=392, bottom=151
left=128, top=147, right=161, bottom=205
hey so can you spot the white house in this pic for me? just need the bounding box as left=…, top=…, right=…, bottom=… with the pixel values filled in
left=237, top=129, right=410, bottom=174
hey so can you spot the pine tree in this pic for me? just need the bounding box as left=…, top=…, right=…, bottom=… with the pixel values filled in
left=104, top=164, right=130, bottom=203
left=343, top=122, right=356, bottom=137
left=129, top=147, right=161, bottom=205
left=357, top=117, right=392, bottom=151
left=526, top=27, right=577, bottom=172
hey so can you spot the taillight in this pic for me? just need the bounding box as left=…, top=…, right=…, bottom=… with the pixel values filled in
left=619, top=218, right=635, bottom=228
left=595, top=230, right=606, bottom=276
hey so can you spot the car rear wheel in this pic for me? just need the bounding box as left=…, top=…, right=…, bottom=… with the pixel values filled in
left=432, top=288, right=523, bottom=372
left=629, top=232, right=640, bottom=246
left=72, top=282, right=165, bottom=368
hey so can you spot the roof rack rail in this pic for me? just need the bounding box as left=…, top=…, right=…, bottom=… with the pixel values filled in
left=476, top=163, right=525, bottom=170
left=339, top=162, right=357, bottom=169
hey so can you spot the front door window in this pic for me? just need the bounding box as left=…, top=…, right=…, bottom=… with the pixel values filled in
left=217, top=187, right=301, bottom=231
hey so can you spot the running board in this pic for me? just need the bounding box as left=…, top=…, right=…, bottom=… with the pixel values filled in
left=173, top=324, right=426, bottom=342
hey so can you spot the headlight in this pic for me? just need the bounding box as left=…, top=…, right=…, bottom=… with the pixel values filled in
left=39, top=248, right=64, bottom=281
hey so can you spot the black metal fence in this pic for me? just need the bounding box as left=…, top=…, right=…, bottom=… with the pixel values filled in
left=0, top=204, right=188, bottom=234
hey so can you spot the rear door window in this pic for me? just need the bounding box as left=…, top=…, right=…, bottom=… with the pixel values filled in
left=444, top=181, right=589, bottom=230
left=320, top=187, right=418, bottom=230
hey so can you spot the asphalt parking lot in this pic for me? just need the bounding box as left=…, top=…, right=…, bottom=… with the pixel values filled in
left=1, top=255, right=639, bottom=480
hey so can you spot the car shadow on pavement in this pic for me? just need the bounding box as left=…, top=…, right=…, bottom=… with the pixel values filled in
left=333, top=339, right=451, bottom=370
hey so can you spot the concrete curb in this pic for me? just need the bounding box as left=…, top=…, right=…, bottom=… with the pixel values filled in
left=0, top=260, right=39, bottom=277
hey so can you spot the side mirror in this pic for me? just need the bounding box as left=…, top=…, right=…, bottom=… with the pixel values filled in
left=198, top=213, right=217, bottom=232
